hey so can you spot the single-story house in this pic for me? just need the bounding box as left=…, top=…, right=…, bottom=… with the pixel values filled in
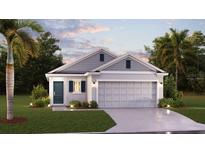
left=45, top=49, right=168, bottom=110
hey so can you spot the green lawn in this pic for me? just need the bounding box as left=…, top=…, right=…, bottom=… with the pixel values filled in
left=0, top=95, right=115, bottom=133
left=171, top=95, right=205, bottom=124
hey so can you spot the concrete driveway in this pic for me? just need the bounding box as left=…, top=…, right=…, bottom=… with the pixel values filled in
left=105, top=108, right=205, bottom=133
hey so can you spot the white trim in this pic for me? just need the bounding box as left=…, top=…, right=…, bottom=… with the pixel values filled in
left=92, top=53, right=166, bottom=73
left=46, top=73, right=85, bottom=78
left=97, top=79, right=158, bottom=82
left=100, top=71, right=157, bottom=74
left=45, top=71, right=168, bottom=79
left=157, top=72, right=169, bottom=76
left=143, top=61, right=165, bottom=73
left=71, top=79, right=85, bottom=81
left=96, top=80, right=158, bottom=108
left=129, top=55, right=165, bottom=73
left=84, top=72, right=101, bottom=76
left=48, top=49, right=117, bottom=74
left=51, top=104, right=65, bottom=107
left=100, top=71, right=168, bottom=76
left=52, top=80, right=65, bottom=105
left=46, top=71, right=168, bottom=80
left=98, top=49, right=117, bottom=58
left=96, top=81, right=98, bottom=103
left=157, top=81, right=159, bottom=106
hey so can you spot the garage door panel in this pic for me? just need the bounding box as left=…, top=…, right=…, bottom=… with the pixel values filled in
left=98, top=81, right=157, bottom=108
left=112, top=95, right=120, bottom=101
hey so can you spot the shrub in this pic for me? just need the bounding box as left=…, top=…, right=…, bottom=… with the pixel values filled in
left=173, top=99, right=184, bottom=107
left=158, top=98, right=184, bottom=108
left=31, top=85, right=48, bottom=101
left=177, top=91, right=183, bottom=99
left=164, top=75, right=185, bottom=100
left=158, top=98, right=174, bottom=108
left=69, top=100, right=81, bottom=108
left=32, top=97, right=50, bottom=108
left=89, top=100, right=98, bottom=108
left=42, top=97, right=50, bottom=105
left=81, top=101, right=89, bottom=108
left=164, top=75, right=178, bottom=99
left=33, top=99, right=46, bottom=107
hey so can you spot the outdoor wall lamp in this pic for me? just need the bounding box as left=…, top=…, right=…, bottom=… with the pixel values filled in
left=92, top=79, right=96, bottom=84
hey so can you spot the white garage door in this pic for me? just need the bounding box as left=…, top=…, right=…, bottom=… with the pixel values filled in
left=98, top=81, right=157, bottom=108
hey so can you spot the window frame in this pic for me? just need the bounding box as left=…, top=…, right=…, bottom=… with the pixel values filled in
left=69, top=80, right=86, bottom=94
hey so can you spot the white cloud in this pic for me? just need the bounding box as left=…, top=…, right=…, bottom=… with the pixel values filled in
left=61, top=24, right=110, bottom=38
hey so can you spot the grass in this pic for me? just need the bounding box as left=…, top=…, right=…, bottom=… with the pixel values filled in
left=171, top=95, right=205, bottom=124
left=0, top=95, right=115, bottom=134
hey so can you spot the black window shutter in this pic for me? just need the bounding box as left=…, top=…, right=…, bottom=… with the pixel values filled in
left=126, top=60, right=131, bottom=69
left=81, top=81, right=86, bottom=92
left=69, top=81, right=73, bottom=92
left=100, top=54, right=104, bottom=62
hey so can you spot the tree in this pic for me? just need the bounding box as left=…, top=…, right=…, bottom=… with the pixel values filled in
left=0, top=32, right=63, bottom=95
left=0, top=20, right=43, bottom=120
left=145, top=28, right=196, bottom=89
left=145, top=29, right=205, bottom=92
left=168, top=28, right=191, bottom=89
left=145, top=33, right=172, bottom=69
left=14, top=32, right=63, bottom=93
left=164, top=75, right=178, bottom=99
left=187, top=31, right=205, bottom=71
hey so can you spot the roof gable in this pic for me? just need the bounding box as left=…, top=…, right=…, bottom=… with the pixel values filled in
left=104, top=57, right=152, bottom=72
left=48, top=49, right=117, bottom=74
left=93, top=54, right=165, bottom=73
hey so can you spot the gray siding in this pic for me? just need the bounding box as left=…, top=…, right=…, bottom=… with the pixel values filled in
left=57, top=51, right=115, bottom=74
left=67, top=93, right=87, bottom=103
left=94, top=73, right=159, bottom=81
left=104, top=58, right=154, bottom=72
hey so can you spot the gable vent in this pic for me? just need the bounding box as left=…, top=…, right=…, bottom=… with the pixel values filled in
left=100, top=54, right=104, bottom=62
left=126, top=60, right=131, bottom=69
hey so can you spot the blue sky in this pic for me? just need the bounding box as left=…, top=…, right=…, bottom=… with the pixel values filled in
left=1, top=19, right=205, bottom=62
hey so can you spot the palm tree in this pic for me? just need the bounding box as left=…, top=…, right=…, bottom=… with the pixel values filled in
left=149, top=29, right=190, bottom=89
left=153, top=33, right=172, bottom=69
left=169, top=28, right=190, bottom=89
left=0, top=20, right=43, bottom=120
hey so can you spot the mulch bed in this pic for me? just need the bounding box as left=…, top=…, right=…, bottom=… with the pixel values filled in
left=0, top=117, right=27, bottom=124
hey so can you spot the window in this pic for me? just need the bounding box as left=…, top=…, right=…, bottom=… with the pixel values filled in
left=74, top=81, right=81, bottom=93
left=100, top=54, right=104, bottom=62
left=69, top=80, right=86, bottom=93
left=126, top=60, right=131, bottom=69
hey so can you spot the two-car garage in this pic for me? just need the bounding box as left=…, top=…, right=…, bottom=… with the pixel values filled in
left=98, top=81, right=157, bottom=108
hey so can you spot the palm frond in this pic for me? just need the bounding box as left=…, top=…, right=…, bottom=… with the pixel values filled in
left=0, top=19, right=17, bottom=35
left=11, top=38, right=28, bottom=66
left=16, top=30, right=39, bottom=57
left=16, top=20, right=43, bottom=33
left=11, top=30, right=39, bottom=65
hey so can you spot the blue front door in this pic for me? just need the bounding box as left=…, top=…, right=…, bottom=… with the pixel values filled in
left=53, top=81, right=64, bottom=104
